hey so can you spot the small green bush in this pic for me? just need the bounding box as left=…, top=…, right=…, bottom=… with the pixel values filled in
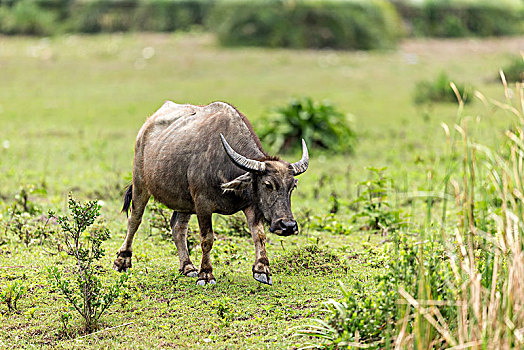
left=47, top=195, right=128, bottom=333
left=258, top=97, right=356, bottom=154
left=413, top=72, right=472, bottom=105
left=0, top=0, right=56, bottom=36
left=207, top=0, right=403, bottom=50
left=501, top=56, right=524, bottom=83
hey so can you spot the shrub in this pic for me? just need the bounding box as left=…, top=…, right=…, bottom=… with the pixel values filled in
left=134, top=0, right=211, bottom=32
left=47, top=195, right=128, bottom=333
left=501, top=55, right=524, bottom=83
left=67, top=0, right=213, bottom=33
left=0, top=0, right=57, bottom=36
left=67, top=0, right=136, bottom=33
left=258, top=97, right=356, bottom=154
left=405, top=2, right=524, bottom=37
left=413, top=72, right=472, bottom=105
left=207, top=0, right=403, bottom=50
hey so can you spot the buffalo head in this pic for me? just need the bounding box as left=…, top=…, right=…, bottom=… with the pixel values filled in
left=220, top=134, right=309, bottom=236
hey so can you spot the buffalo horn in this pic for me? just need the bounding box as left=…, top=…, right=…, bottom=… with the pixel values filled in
left=220, top=134, right=266, bottom=173
left=290, top=139, right=309, bottom=175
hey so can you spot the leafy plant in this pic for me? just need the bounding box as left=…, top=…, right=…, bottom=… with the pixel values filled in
left=0, top=280, right=27, bottom=314
left=350, top=167, right=404, bottom=233
left=47, top=195, right=128, bottom=333
left=259, top=97, right=356, bottom=154
left=413, top=72, right=472, bottom=105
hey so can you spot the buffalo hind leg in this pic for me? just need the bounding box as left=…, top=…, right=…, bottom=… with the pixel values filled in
left=244, top=207, right=272, bottom=285
left=113, top=185, right=150, bottom=272
left=196, top=213, right=216, bottom=285
left=171, top=212, right=197, bottom=277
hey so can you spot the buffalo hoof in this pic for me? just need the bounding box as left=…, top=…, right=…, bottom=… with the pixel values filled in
left=180, top=263, right=198, bottom=278
left=196, top=279, right=216, bottom=286
left=253, top=272, right=272, bottom=285
left=113, top=251, right=132, bottom=272
left=186, top=271, right=198, bottom=278
left=196, top=271, right=216, bottom=285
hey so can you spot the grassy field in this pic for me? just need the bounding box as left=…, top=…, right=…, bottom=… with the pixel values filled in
left=0, top=33, right=523, bottom=348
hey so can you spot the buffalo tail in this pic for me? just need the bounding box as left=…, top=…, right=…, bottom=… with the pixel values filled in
left=122, top=184, right=133, bottom=217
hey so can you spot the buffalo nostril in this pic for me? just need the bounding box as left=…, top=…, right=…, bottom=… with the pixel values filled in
left=281, top=220, right=297, bottom=231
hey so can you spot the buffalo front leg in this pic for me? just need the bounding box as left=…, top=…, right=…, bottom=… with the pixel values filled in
left=244, top=207, right=272, bottom=285
left=196, top=213, right=216, bottom=285
left=113, top=185, right=150, bottom=272
left=170, top=212, right=198, bottom=277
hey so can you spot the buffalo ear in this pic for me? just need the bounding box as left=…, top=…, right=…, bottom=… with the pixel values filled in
left=221, top=173, right=252, bottom=194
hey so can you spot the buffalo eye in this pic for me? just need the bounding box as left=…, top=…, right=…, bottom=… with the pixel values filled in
left=264, top=181, right=274, bottom=190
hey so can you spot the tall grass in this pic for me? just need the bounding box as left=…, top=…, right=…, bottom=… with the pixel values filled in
left=398, top=74, right=524, bottom=348
left=297, top=73, right=524, bottom=349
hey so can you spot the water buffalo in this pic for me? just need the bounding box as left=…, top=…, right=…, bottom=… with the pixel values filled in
left=113, top=101, right=309, bottom=285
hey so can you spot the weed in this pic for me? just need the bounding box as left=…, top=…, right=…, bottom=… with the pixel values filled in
left=307, top=213, right=353, bottom=235
left=350, top=167, right=404, bottom=233
left=212, top=298, right=234, bottom=327
left=3, top=185, right=59, bottom=246
left=0, top=280, right=27, bottom=314
left=47, top=195, right=128, bottom=333
left=258, top=97, right=356, bottom=154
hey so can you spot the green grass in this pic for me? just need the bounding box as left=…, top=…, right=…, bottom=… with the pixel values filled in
left=0, top=33, right=523, bottom=348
